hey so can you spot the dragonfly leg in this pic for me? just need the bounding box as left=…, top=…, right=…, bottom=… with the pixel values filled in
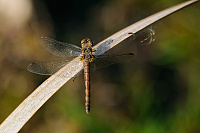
left=72, top=71, right=82, bottom=82
left=128, top=32, right=136, bottom=40
left=72, top=77, right=76, bottom=82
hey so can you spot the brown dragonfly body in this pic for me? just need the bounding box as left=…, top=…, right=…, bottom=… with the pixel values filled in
left=80, top=38, right=94, bottom=114
left=27, top=36, right=134, bottom=114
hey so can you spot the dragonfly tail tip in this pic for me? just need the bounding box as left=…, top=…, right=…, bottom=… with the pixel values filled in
left=86, top=111, right=90, bottom=115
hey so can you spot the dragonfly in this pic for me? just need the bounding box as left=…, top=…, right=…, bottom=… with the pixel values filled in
left=27, top=37, right=134, bottom=114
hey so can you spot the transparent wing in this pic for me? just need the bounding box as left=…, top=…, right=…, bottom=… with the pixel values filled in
left=91, top=53, right=135, bottom=70
left=27, top=59, right=73, bottom=75
left=40, top=37, right=82, bottom=57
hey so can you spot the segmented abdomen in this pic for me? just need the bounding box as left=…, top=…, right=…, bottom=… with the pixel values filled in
left=84, top=62, right=90, bottom=114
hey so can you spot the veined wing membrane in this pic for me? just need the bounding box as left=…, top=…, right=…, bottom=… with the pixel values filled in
left=40, top=37, right=82, bottom=57
left=27, top=59, right=74, bottom=75
left=91, top=53, right=135, bottom=70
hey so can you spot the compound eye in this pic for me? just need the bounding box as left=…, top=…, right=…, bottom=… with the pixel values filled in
left=81, top=38, right=93, bottom=45
left=87, top=38, right=93, bottom=45
left=81, top=38, right=87, bottom=44
left=81, top=39, right=85, bottom=44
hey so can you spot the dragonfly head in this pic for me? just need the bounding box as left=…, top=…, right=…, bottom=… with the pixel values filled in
left=81, top=37, right=93, bottom=48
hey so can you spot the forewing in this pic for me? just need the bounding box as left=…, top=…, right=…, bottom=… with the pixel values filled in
left=91, top=53, right=135, bottom=70
left=27, top=59, right=72, bottom=75
left=40, top=37, right=82, bottom=57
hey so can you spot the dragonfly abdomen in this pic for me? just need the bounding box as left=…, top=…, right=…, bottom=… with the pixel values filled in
left=84, top=61, right=90, bottom=114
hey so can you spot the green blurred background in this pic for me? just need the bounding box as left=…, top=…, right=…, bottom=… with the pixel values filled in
left=0, top=0, right=200, bottom=132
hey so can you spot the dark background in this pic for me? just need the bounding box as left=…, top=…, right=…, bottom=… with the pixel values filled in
left=0, top=0, right=199, bottom=132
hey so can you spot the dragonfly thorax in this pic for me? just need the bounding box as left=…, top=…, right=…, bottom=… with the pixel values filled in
left=81, top=38, right=94, bottom=62
left=81, top=47, right=94, bottom=62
